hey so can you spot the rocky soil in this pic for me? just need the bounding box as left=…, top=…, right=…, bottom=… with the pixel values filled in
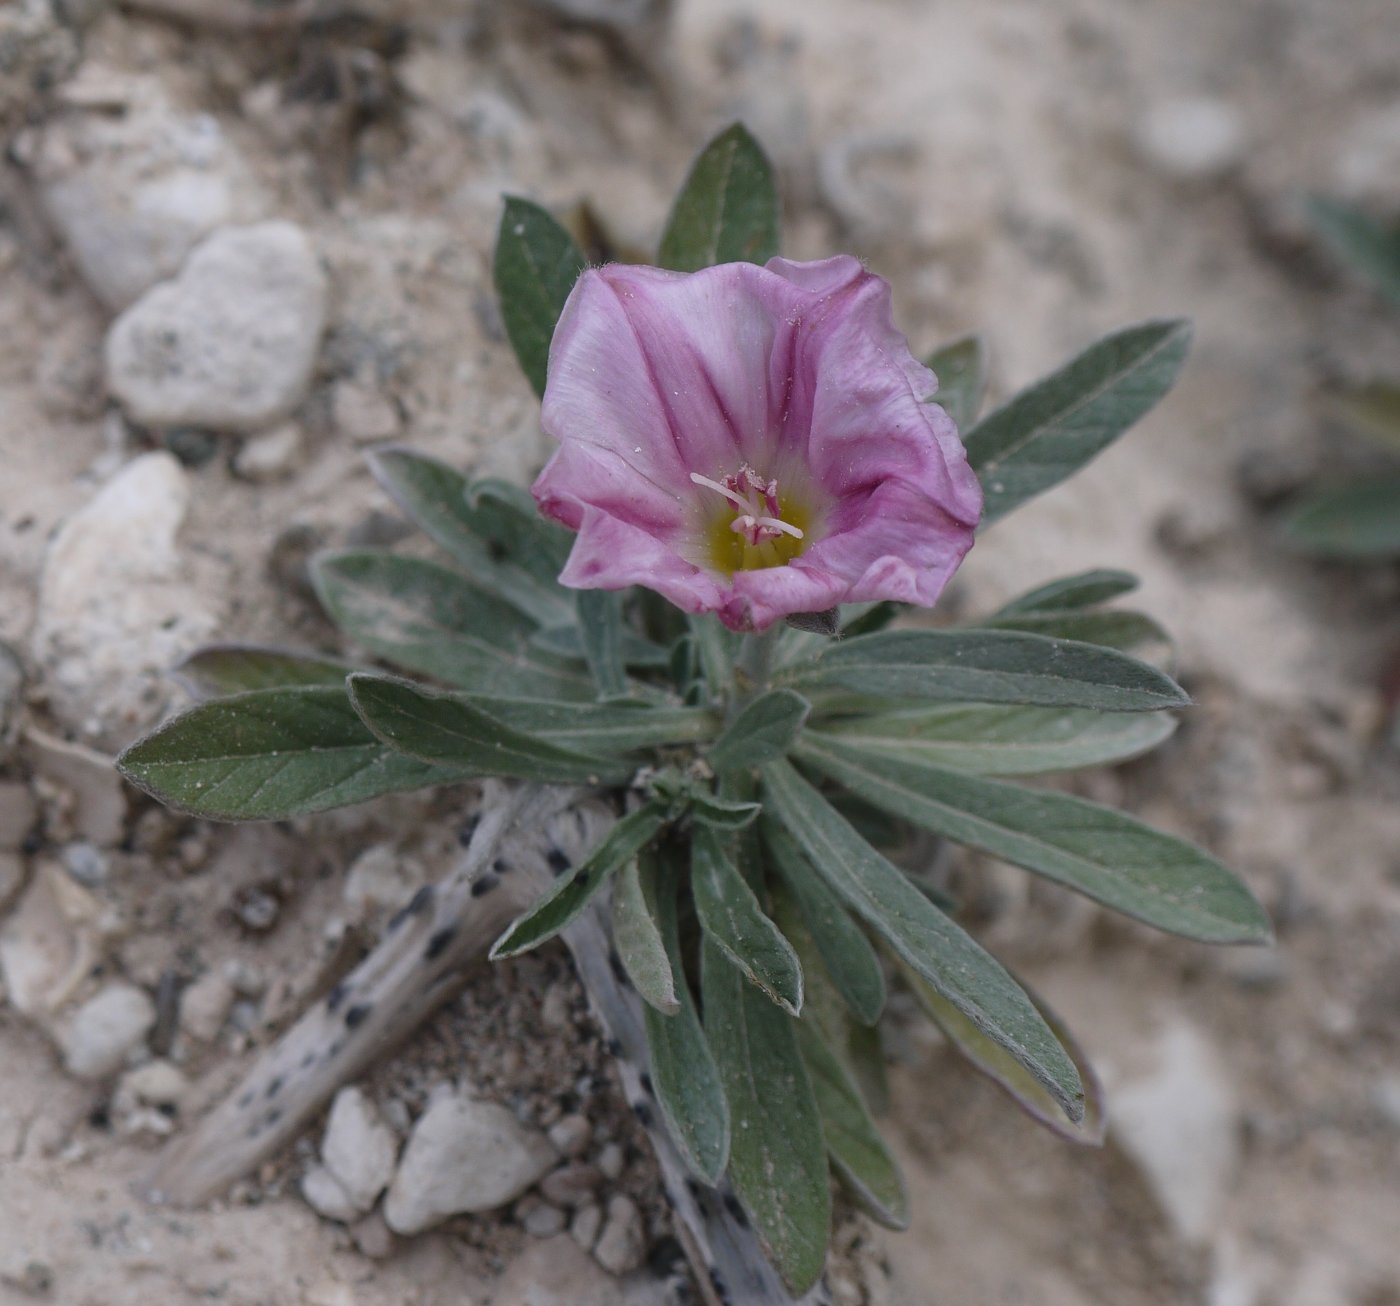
left=1, top=0, right=1399, bottom=1303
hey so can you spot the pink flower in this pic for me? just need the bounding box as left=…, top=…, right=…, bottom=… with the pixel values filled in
left=531, top=255, right=983, bottom=632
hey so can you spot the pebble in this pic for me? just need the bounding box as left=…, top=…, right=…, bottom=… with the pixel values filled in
left=331, top=378, right=400, bottom=444
left=490, top=1235, right=624, bottom=1306
left=301, top=1164, right=360, bottom=1224
left=321, top=1087, right=399, bottom=1214
left=349, top=1210, right=396, bottom=1259
left=520, top=1198, right=567, bottom=1238
left=1110, top=1020, right=1240, bottom=1245
left=25, top=87, right=264, bottom=310
left=179, top=969, right=235, bottom=1042
left=383, top=1093, right=559, bottom=1235
left=547, top=1113, right=592, bottom=1159
left=59, top=841, right=107, bottom=888
left=342, top=844, right=424, bottom=926
left=0, top=861, right=106, bottom=1016
left=25, top=728, right=127, bottom=847
left=540, top=1162, right=603, bottom=1207
left=30, top=452, right=218, bottom=745
left=540, top=981, right=573, bottom=1030
left=106, top=221, right=328, bottom=433
left=1134, top=96, right=1246, bottom=182
left=115, top=1058, right=190, bottom=1115
left=58, top=981, right=156, bottom=1080
left=570, top=1202, right=602, bottom=1251
left=596, top=1141, right=624, bottom=1181
left=232, top=422, right=305, bottom=483
left=593, top=1194, right=645, bottom=1275
left=0, top=784, right=38, bottom=852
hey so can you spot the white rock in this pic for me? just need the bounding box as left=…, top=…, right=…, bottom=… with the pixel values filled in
left=0, top=860, right=107, bottom=1016
left=232, top=422, right=304, bottom=483
left=179, top=969, right=235, bottom=1042
left=58, top=981, right=155, bottom=1080
left=593, top=1194, right=645, bottom=1275
left=31, top=452, right=218, bottom=744
left=331, top=379, right=399, bottom=444
left=25, top=728, right=127, bottom=847
left=547, top=1113, right=591, bottom=1159
left=342, top=844, right=423, bottom=925
left=570, top=1202, right=602, bottom=1251
left=383, top=1094, right=558, bottom=1235
left=28, top=88, right=264, bottom=310
left=106, top=221, right=327, bottom=433
left=1135, top=97, right=1246, bottom=181
left=490, top=1235, right=623, bottom=1306
left=1111, top=1020, right=1240, bottom=1244
left=115, top=1059, right=190, bottom=1116
left=301, top=1164, right=360, bottom=1224
left=321, top=1087, right=398, bottom=1214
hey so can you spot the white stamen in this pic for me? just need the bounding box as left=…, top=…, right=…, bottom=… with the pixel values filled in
left=756, top=514, right=804, bottom=540
left=689, top=471, right=750, bottom=512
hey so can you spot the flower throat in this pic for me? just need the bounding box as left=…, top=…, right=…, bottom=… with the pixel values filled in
left=691, top=465, right=810, bottom=575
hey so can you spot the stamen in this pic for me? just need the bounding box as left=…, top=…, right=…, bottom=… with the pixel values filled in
left=690, top=471, right=750, bottom=512
left=756, top=515, right=803, bottom=540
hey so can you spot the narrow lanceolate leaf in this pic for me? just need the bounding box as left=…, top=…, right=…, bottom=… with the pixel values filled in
left=116, top=687, right=471, bottom=821
left=708, top=688, right=811, bottom=774
left=764, top=816, right=885, bottom=1025
left=346, top=674, right=632, bottom=785
left=1282, top=478, right=1400, bottom=559
left=966, top=320, right=1192, bottom=525
left=658, top=123, right=779, bottom=272
left=1308, top=195, right=1400, bottom=310
left=993, top=568, right=1139, bottom=616
left=366, top=448, right=572, bottom=627
left=692, top=826, right=803, bottom=1015
left=641, top=849, right=730, bottom=1181
left=815, top=703, right=1175, bottom=777
left=355, top=692, right=714, bottom=755
left=491, top=802, right=669, bottom=958
left=783, top=629, right=1188, bottom=712
left=760, top=759, right=1083, bottom=1120
left=796, top=732, right=1273, bottom=944
left=924, top=335, right=987, bottom=431
left=900, top=962, right=1106, bottom=1145
left=494, top=196, right=587, bottom=395
left=702, top=938, right=830, bottom=1294
left=688, top=791, right=763, bottom=830
left=312, top=550, right=592, bottom=700
left=531, top=624, right=671, bottom=670
left=576, top=590, right=629, bottom=699
left=174, top=645, right=353, bottom=698
left=984, top=609, right=1171, bottom=657
left=797, top=1021, right=909, bottom=1230
left=612, top=852, right=679, bottom=1015
left=463, top=479, right=573, bottom=587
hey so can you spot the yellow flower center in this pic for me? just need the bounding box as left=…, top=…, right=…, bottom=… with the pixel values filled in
left=691, top=466, right=812, bottom=576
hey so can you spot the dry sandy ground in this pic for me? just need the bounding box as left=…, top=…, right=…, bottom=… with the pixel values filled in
left=1, top=0, right=1399, bottom=1303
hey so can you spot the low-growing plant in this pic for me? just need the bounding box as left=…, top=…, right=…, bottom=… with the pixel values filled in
left=117, top=124, right=1270, bottom=1296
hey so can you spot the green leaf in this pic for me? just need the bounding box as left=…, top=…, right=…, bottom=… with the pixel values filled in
left=116, top=686, right=472, bottom=821
left=984, top=609, right=1171, bottom=657
left=993, top=569, right=1139, bottom=616
left=490, top=802, right=669, bottom=958
left=763, top=816, right=885, bottom=1026
left=814, top=703, right=1175, bottom=776
left=658, top=123, right=779, bottom=272
left=174, top=645, right=353, bottom=697
left=640, top=848, right=731, bottom=1181
left=690, top=613, right=740, bottom=699
left=530, top=624, right=671, bottom=670
left=692, top=825, right=804, bottom=1015
left=576, top=591, right=629, bottom=699
left=796, top=732, right=1273, bottom=944
left=966, top=320, right=1192, bottom=525
left=796, top=1021, right=909, bottom=1230
left=1282, top=477, right=1400, bottom=559
left=708, top=688, right=811, bottom=774
left=366, top=448, right=572, bottom=627
left=702, top=938, right=830, bottom=1293
left=311, top=550, right=592, bottom=700
left=1308, top=196, right=1400, bottom=310
left=1328, top=382, right=1400, bottom=452
left=924, top=335, right=987, bottom=430
left=900, top=962, right=1106, bottom=1145
left=760, top=759, right=1083, bottom=1120
left=346, top=674, right=632, bottom=785
left=782, top=628, right=1188, bottom=712
left=494, top=197, right=587, bottom=396
left=688, top=792, right=763, bottom=830
left=611, top=850, right=679, bottom=1015
left=463, top=478, right=574, bottom=587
